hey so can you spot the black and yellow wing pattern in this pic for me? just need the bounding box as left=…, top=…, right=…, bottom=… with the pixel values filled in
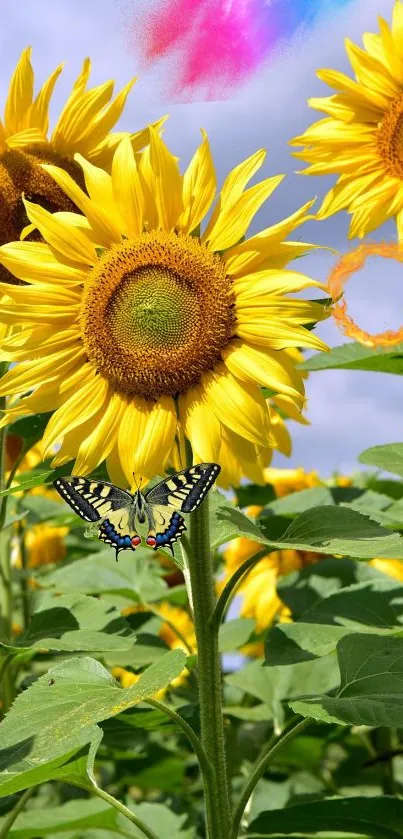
left=144, top=463, right=221, bottom=552
left=54, top=463, right=221, bottom=558
left=53, top=477, right=141, bottom=554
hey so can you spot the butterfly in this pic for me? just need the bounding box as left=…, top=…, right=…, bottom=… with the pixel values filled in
left=53, top=463, right=221, bottom=559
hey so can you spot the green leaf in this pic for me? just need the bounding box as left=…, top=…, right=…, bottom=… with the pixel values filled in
left=290, top=633, right=403, bottom=726
left=266, top=486, right=334, bottom=516
left=0, top=594, right=137, bottom=654
left=359, top=443, right=403, bottom=479
left=277, top=557, right=391, bottom=619
left=0, top=651, right=186, bottom=795
left=246, top=796, right=403, bottom=839
left=7, top=412, right=52, bottom=448
left=218, top=618, right=254, bottom=653
left=43, top=550, right=168, bottom=603
left=0, top=725, right=102, bottom=797
left=209, top=492, right=268, bottom=548
left=263, top=505, right=403, bottom=559
left=0, top=799, right=194, bottom=839
left=226, top=656, right=338, bottom=731
left=300, top=341, right=403, bottom=375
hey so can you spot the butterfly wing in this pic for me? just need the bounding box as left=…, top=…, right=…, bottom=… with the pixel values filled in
left=144, top=505, right=186, bottom=553
left=143, top=463, right=220, bottom=553
left=53, top=477, right=141, bottom=557
left=145, top=463, right=221, bottom=512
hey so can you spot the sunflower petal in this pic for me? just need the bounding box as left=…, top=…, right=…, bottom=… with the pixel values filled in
left=204, top=367, right=270, bottom=447
left=178, top=383, right=221, bottom=462
left=204, top=149, right=267, bottom=238
left=0, top=346, right=83, bottom=396
left=236, top=319, right=328, bottom=352
left=179, top=129, right=216, bottom=234
left=118, top=395, right=177, bottom=482
left=222, top=339, right=304, bottom=402
left=204, top=175, right=284, bottom=252
left=42, top=374, right=109, bottom=457
left=29, top=63, right=64, bottom=134
left=43, top=161, right=121, bottom=247
left=111, top=137, right=144, bottom=237
left=23, top=198, right=96, bottom=265
left=4, top=47, right=34, bottom=135
left=73, top=390, right=126, bottom=475
left=0, top=241, right=87, bottom=285
left=148, top=126, right=183, bottom=230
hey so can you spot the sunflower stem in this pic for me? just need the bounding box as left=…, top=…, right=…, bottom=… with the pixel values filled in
left=187, top=489, right=231, bottom=839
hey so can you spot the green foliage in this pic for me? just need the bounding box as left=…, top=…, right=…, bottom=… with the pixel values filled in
left=300, top=341, right=403, bottom=375
left=246, top=797, right=403, bottom=838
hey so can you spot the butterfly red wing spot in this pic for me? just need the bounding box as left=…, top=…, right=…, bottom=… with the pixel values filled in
left=146, top=536, right=156, bottom=547
left=131, top=535, right=141, bottom=547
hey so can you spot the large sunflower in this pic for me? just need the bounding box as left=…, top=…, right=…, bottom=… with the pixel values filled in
left=0, top=131, right=328, bottom=485
left=0, top=47, right=163, bottom=280
left=289, top=0, right=403, bottom=239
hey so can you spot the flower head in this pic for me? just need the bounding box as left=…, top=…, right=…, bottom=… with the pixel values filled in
left=290, top=0, right=403, bottom=238
left=0, top=48, right=163, bottom=281
left=0, top=131, right=327, bottom=485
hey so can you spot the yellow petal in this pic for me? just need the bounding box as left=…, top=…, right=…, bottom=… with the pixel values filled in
left=148, top=126, right=183, bottom=230
left=271, top=393, right=310, bottom=425
left=314, top=67, right=391, bottom=111
left=4, top=47, right=34, bottom=135
left=224, top=199, right=316, bottom=276
left=0, top=347, right=83, bottom=396
left=106, top=443, right=130, bottom=489
left=221, top=426, right=265, bottom=484
left=204, top=175, right=284, bottom=252
left=118, top=395, right=177, bottom=482
left=51, top=78, right=114, bottom=157
left=111, top=137, right=144, bottom=237
left=29, top=63, right=64, bottom=134
left=235, top=299, right=329, bottom=325
left=138, top=146, right=159, bottom=229
left=75, top=79, right=136, bottom=158
left=345, top=38, right=400, bottom=99
left=204, top=149, right=267, bottom=239
left=0, top=241, right=87, bottom=286
left=392, top=0, right=403, bottom=53
left=73, top=390, right=126, bottom=475
left=178, top=383, right=221, bottom=462
left=42, top=161, right=121, bottom=247
left=222, top=340, right=304, bottom=402
left=42, top=373, right=108, bottom=457
left=0, top=300, right=79, bottom=326
left=236, top=319, right=328, bottom=352
left=6, top=128, right=47, bottom=148
left=23, top=198, right=96, bottom=265
left=0, top=281, right=80, bottom=307
left=234, top=269, right=327, bottom=297
left=179, top=129, right=216, bottom=234
left=268, top=408, right=292, bottom=457
left=204, top=367, right=270, bottom=447
left=88, top=116, right=168, bottom=169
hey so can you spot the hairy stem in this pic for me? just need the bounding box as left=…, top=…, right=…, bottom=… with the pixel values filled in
left=187, top=492, right=231, bottom=838
left=89, top=785, right=159, bottom=839
left=146, top=697, right=213, bottom=783
left=0, top=390, right=13, bottom=712
left=211, top=548, right=269, bottom=630
left=0, top=788, right=34, bottom=839
left=230, top=718, right=310, bottom=839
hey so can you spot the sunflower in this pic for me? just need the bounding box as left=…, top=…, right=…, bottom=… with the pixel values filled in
left=289, top=0, right=403, bottom=239
left=0, top=131, right=328, bottom=485
left=0, top=47, right=163, bottom=281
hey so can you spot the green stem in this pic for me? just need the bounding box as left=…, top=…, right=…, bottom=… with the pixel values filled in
left=230, top=718, right=310, bottom=839
left=17, top=520, right=30, bottom=630
left=89, top=784, right=159, bottom=839
left=372, top=727, right=396, bottom=795
left=187, top=492, right=231, bottom=839
left=146, top=697, right=213, bottom=783
left=0, top=787, right=34, bottom=839
left=211, top=549, right=269, bottom=631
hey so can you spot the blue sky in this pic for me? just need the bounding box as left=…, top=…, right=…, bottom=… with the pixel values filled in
left=0, top=0, right=400, bottom=478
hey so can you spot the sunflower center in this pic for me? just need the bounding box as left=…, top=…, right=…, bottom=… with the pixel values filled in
left=0, top=144, right=84, bottom=283
left=377, top=93, right=403, bottom=179
left=81, top=231, right=235, bottom=399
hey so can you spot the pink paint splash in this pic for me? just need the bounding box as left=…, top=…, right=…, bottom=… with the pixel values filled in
left=129, top=0, right=353, bottom=102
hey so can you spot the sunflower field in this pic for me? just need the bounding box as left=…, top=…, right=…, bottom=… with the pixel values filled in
left=1, top=2, right=403, bottom=839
